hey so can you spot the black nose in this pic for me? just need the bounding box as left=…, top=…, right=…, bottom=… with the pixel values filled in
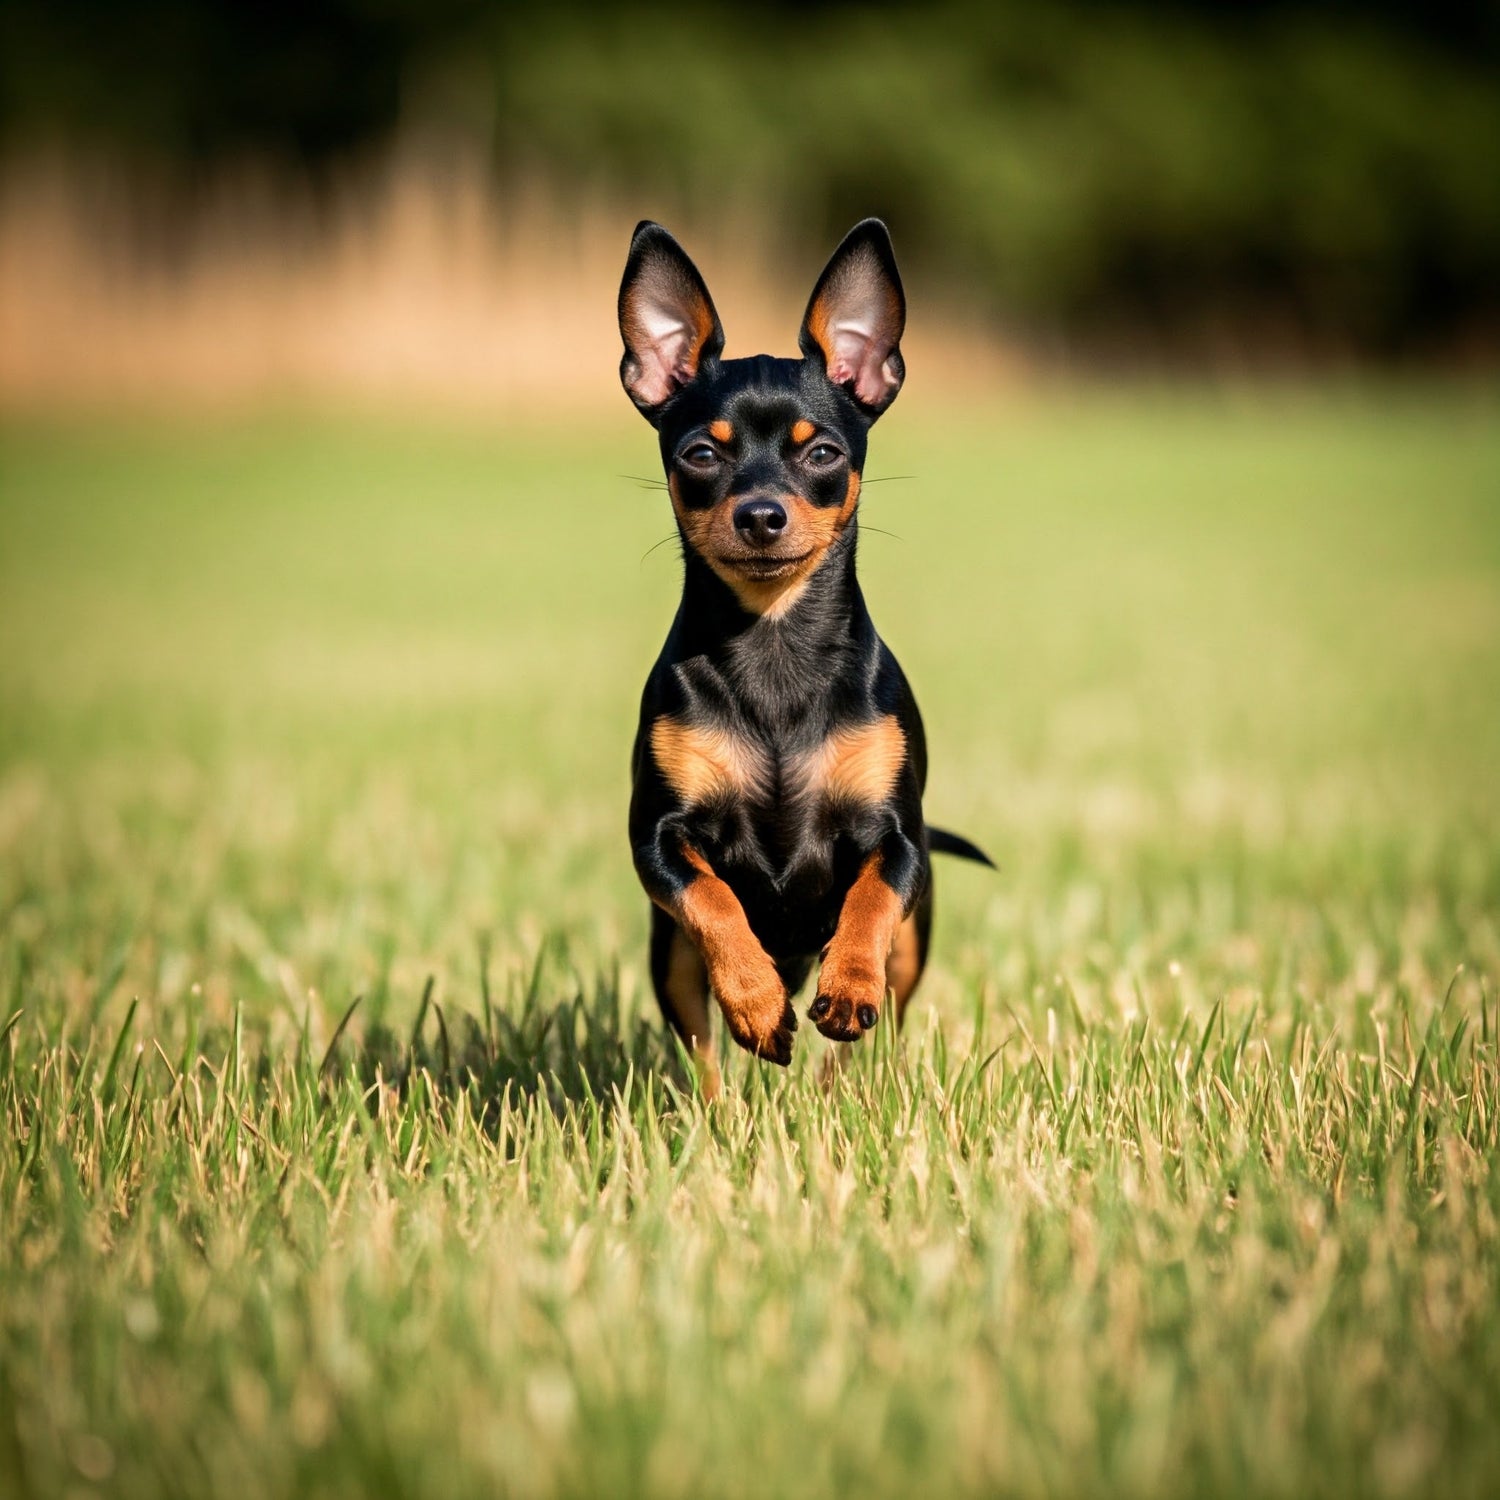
left=732, top=499, right=788, bottom=547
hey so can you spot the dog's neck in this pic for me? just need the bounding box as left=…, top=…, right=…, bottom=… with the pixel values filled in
left=668, top=525, right=873, bottom=729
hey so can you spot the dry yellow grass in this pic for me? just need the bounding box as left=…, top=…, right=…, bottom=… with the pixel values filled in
left=0, top=147, right=1017, bottom=413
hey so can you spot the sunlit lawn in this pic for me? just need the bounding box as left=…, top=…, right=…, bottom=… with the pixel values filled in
left=2, top=384, right=1498, bottom=1497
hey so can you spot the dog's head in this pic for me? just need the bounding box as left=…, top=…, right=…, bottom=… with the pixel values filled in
left=617, top=220, right=905, bottom=615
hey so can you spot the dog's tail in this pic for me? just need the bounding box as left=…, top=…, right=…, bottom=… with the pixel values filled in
left=926, top=825, right=997, bottom=869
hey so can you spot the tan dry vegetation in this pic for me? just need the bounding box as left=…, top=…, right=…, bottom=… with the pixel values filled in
left=0, top=147, right=1019, bottom=414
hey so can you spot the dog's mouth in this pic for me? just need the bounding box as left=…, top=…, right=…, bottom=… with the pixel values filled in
left=717, top=550, right=813, bottom=580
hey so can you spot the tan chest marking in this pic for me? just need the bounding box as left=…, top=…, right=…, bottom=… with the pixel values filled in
left=792, top=715, right=906, bottom=805
left=651, top=717, right=770, bottom=806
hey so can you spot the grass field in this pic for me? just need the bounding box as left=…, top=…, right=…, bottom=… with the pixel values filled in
left=2, top=385, right=1499, bottom=1498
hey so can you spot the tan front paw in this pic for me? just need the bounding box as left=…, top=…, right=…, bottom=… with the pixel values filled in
left=808, top=954, right=885, bottom=1042
left=714, top=963, right=797, bottom=1066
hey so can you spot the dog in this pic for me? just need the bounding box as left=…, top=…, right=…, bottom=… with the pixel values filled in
left=618, top=218, right=992, bottom=1091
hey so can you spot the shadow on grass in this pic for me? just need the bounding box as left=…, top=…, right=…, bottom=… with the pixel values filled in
left=326, top=944, right=687, bottom=1124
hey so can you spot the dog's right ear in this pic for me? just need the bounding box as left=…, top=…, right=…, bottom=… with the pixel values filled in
left=799, top=219, right=905, bottom=416
left=618, top=222, right=725, bottom=424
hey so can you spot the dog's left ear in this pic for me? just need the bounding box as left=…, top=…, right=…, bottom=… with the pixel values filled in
left=799, top=219, right=906, bottom=416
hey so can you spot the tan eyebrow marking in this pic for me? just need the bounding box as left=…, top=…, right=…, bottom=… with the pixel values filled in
left=790, top=419, right=816, bottom=444
left=709, top=420, right=734, bottom=444
left=651, top=716, right=770, bottom=805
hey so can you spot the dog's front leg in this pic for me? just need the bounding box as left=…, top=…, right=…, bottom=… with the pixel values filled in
left=674, top=847, right=798, bottom=1064
left=636, top=830, right=797, bottom=1066
left=811, top=829, right=924, bottom=1043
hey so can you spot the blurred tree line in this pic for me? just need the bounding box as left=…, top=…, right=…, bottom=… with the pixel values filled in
left=2, top=0, right=1496, bottom=357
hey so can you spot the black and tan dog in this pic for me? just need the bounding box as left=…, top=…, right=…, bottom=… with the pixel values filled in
left=619, top=218, right=991, bottom=1089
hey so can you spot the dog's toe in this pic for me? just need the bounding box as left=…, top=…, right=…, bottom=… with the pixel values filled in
left=811, top=993, right=875, bottom=1042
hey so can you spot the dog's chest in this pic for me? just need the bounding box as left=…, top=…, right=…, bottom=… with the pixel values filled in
left=649, top=712, right=904, bottom=824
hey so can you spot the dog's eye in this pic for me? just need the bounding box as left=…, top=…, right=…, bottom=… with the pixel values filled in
left=805, top=443, right=844, bottom=467
left=679, top=443, right=722, bottom=469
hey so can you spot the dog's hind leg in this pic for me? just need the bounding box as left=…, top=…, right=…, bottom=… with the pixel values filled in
left=887, top=876, right=933, bottom=1030
left=649, top=904, right=721, bottom=1099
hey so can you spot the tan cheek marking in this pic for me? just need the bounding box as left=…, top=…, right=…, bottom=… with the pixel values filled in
left=796, top=715, right=906, bottom=805
left=668, top=473, right=716, bottom=559
left=788, top=492, right=844, bottom=550
left=790, top=419, right=816, bottom=444
left=722, top=487, right=860, bottom=619
left=838, top=470, right=861, bottom=524
left=709, top=420, right=733, bottom=444
left=651, top=716, right=769, bottom=805
left=687, top=476, right=860, bottom=619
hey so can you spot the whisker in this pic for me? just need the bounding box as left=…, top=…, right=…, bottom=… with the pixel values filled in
left=860, top=475, right=915, bottom=484
left=640, top=534, right=681, bottom=564
left=620, top=474, right=669, bottom=489
left=859, top=524, right=904, bottom=542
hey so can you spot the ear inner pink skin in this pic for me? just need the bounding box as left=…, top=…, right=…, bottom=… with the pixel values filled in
left=826, top=318, right=902, bottom=408
left=811, top=254, right=903, bottom=408
left=622, top=259, right=714, bottom=407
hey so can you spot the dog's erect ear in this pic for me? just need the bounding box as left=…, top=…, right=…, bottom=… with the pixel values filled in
left=618, top=222, right=725, bottom=422
left=799, top=219, right=906, bottom=416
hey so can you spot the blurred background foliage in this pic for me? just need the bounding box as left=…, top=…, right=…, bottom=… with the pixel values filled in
left=1, top=0, right=1497, bottom=361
